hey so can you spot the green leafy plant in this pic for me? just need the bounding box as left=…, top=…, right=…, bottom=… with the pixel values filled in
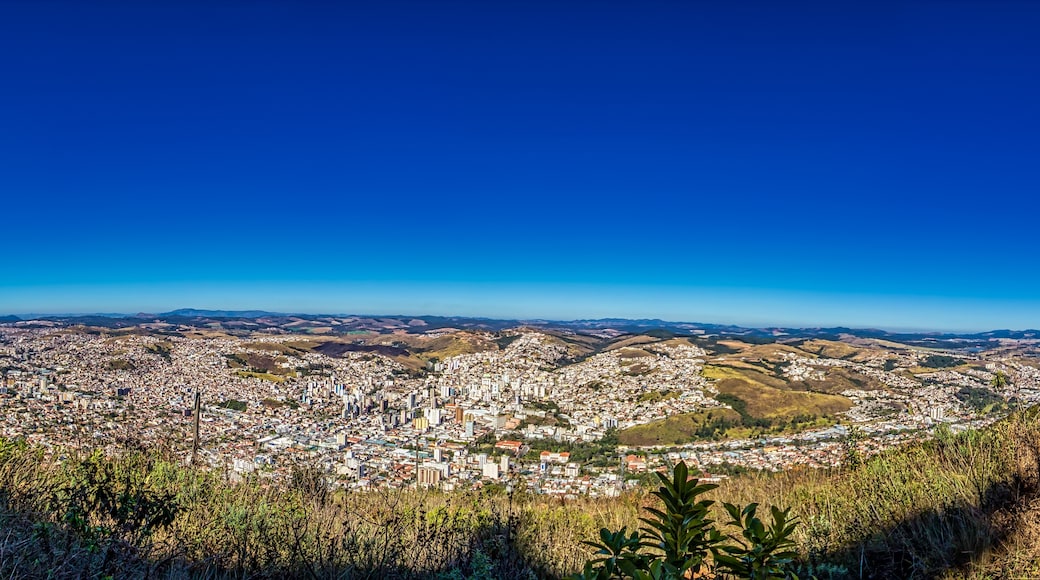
left=713, top=503, right=800, bottom=579
left=639, top=461, right=722, bottom=576
left=842, top=425, right=863, bottom=470
left=576, top=527, right=646, bottom=579
left=572, top=462, right=800, bottom=579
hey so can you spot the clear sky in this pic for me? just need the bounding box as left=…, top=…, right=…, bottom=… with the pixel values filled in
left=2, top=1, right=1039, bottom=331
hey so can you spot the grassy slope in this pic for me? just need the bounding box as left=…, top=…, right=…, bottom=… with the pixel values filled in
left=798, top=338, right=877, bottom=362
left=599, top=419, right=1040, bottom=580
left=1, top=409, right=1040, bottom=578
left=617, top=349, right=856, bottom=446
left=720, top=410, right=1040, bottom=579
left=603, top=335, right=662, bottom=351
left=618, top=409, right=743, bottom=446
left=714, top=378, right=852, bottom=418
left=702, top=364, right=853, bottom=419
left=234, top=370, right=286, bottom=383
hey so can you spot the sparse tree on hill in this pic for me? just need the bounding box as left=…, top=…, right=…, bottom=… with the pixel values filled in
left=842, top=425, right=863, bottom=471
left=992, top=370, right=1009, bottom=389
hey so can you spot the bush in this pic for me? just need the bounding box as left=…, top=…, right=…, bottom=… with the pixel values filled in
left=218, top=399, right=249, bottom=412
left=921, top=355, right=960, bottom=369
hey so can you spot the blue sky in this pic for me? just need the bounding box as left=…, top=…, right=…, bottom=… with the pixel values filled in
left=2, top=1, right=1039, bottom=331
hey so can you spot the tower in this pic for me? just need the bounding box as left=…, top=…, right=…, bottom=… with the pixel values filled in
left=191, top=389, right=201, bottom=462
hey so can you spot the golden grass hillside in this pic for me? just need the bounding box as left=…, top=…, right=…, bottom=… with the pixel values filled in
left=618, top=408, right=744, bottom=446
left=1, top=409, right=1039, bottom=579
left=714, top=378, right=851, bottom=419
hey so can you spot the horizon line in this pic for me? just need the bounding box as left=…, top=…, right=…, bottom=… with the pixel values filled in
left=3, top=308, right=1036, bottom=336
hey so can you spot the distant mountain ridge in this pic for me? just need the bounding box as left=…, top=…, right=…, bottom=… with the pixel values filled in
left=162, top=308, right=285, bottom=318
left=1, top=309, right=1037, bottom=342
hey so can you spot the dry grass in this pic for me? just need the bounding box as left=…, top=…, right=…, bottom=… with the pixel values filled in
left=795, top=367, right=886, bottom=394
left=604, top=336, right=662, bottom=351
left=618, top=409, right=743, bottom=446
left=3, top=410, right=1040, bottom=579
left=0, top=442, right=612, bottom=579
left=715, top=379, right=851, bottom=419
left=233, top=370, right=286, bottom=383
left=701, top=363, right=853, bottom=420
left=617, top=348, right=654, bottom=359
left=702, top=363, right=790, bottom=389
left=798, top=339, right=875, bottom=362
left=715, top=342, right=807, bottom=362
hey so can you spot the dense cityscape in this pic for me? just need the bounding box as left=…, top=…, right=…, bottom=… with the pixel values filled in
left=3, top=313, right=1036, bottom=498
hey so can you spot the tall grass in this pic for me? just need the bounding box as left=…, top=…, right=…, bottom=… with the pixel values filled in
left=1, top=408, right=1039, bottom=579
left=714, top=408, right=1040, bottom=578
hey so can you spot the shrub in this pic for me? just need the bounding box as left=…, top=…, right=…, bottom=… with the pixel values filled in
left=572, top=462, right=799, bottom=579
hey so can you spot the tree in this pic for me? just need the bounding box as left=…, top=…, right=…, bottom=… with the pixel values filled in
left=842, top=425, right=863, bottom=470
left=992, top=370, right=1009, bottom=389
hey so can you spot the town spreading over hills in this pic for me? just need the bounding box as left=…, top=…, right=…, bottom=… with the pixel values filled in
left=2, top=311, right=1037, bottom=497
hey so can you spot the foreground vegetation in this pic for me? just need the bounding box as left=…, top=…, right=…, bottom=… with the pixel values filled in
left=574, top=462, right=800, bottom=579
left=1, top=408, right=1039, bottom=578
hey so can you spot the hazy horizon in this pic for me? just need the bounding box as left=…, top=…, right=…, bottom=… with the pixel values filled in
left=4, top=282, right=1039, bottom=334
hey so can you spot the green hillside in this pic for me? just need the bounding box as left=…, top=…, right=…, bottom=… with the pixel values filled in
left=619, top=408, right=743, bottom=446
